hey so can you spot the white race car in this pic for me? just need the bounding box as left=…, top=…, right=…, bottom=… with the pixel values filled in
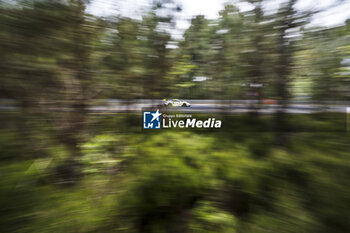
left=163, top=99, right=190, bottom=107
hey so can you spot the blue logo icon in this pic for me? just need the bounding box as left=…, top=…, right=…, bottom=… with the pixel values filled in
left=143, top=109, right=162, bottom=129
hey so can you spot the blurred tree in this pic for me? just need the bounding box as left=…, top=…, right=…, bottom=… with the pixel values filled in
left=213, top=4, right=245, bottom=101
left=0, top=0, right=104, bottom=161
left=269, top=0, right=309, bottom=144
left=101, top=0, right=178, bottom=101
left=0, top=0, right=69, bottom=107
left=55, top=0, right=103, bottom=155
left=166, top=55, right=197, bottom=97
left=180, top=15, right=212, bottom=98
left=240, top=0, right=266, bottom=109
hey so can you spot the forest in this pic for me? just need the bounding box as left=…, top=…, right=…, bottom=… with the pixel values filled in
left=0, top=0, right=349, bottom=232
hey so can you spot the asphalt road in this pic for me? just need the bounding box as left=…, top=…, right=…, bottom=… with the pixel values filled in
left=89, top=102, right=348, bottom=114
left=0, top=100, right=348, bottom=114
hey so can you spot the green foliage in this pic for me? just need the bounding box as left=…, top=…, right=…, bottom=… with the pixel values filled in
left=189, top=201, right=237, bottom=233
left=80, top=134, right=126, bottom=174
left=0, top=115, right=349, bottom=232
left=0, top=0, right=350, bottom=232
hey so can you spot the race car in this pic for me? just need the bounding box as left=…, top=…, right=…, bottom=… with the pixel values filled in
left=163, top=99, right=191, bottom=107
